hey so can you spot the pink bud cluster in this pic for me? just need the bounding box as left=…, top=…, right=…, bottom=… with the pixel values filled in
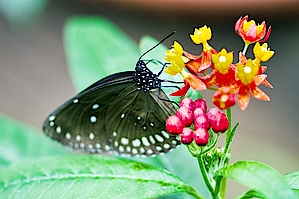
left=166, top=98, right=229, bottom=146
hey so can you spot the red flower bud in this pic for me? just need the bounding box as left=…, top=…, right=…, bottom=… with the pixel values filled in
left=166, top=115, right=184, bottom=135
left=206, top=108, right=221, bottom=122
left=193, top=128, right=210, bottom=146
left=210, top=112, right=229, bottom=133
left=180, top=127, right=193, bottom=144
left=194, top=115, right=210, bottom=130
left=194, top=98, right=207, bottom=112
left=176, top=107, right=194, bottom=127
left=179, top=98, right=195, bottom=111
left=193, top=108, right=205, bottom=119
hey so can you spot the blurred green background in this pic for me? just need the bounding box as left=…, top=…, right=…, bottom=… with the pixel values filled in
left=0, top=0, right=298, bottom=198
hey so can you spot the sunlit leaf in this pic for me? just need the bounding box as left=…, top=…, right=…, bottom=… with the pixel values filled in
left=0, top=155, right=203, bottom=199
left=215, top=161, right=298, bottom=199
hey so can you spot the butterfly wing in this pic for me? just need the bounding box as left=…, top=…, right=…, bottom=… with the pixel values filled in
left=105, top=86, right=179, bottom=156
left=43, top=71, right=179, bottom=156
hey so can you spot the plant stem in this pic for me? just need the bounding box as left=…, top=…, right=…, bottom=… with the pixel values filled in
left=242, top=43, right=249, bottom=55
left=197, top=156, right=219, bottom=199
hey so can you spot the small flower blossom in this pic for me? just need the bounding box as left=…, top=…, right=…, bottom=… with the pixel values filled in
left=212, top=87, right=236, bottom=110
left=165, top=41, right=207, bottom=91
left=236, top=59, right=258, bottom=85
left=190, top=26, right=212, bottom=46
left=212, top=48, right=233, bottom=74
left=253, top=42, right=274, bottom=63
left=235, top=15, right=271, bottom=44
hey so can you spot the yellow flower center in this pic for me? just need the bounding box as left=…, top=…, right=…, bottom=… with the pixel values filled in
left=237, top=59, right=258, bottom=85
left=244, top=66, right=252, bottom=74
left=219, top=55, right=227, bottom=63
left=221, top=94, right=229, bottom=102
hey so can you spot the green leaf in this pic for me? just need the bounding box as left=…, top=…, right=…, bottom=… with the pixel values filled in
left=215, top=161, right=298, bottom=199
left=0, top=114, right=69, bottom=167
left=0, top=155, right=204, bottom=199
left=237, top=189, right=266, bottom=199
left=285, top=170, right=299, bottom=194
left=63, top=16, right=140, bottom=92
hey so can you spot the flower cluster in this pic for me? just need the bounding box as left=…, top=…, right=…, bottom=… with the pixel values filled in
left=164, top=15, right=274, bottom=110
left=166, top=98, right=229, bottom=146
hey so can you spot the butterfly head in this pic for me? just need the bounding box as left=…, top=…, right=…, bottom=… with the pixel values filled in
left=135, top=60, right=160, bottom=91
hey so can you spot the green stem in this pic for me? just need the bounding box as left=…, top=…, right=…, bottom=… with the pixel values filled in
left=218, top=107, right=232, bottom=199
left=225, top=107, right=232, bottom=144
left=242, top=43, right=249, bottom=55
left=197, top=156, right=219, bottom=199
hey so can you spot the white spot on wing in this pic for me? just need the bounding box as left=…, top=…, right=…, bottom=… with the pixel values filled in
left=132, top=139, right=141, bottom=148
left=105, top=145, right=110, bottom=151
left=140, top=147, right=145, bottom=154
left=163, top=143, right=170, bottom=149
left=90, top=116, right=97, bottom=123
left=149, top=135, right=156, bottom=144
left=141, top=137, right=150, bottom=146
left=92, top=104, right=100, bottom=109
left=132, top=148, right=138, bottom=155
left=49, top=121, right=54, bottom=127
left=73, top=99, right=79, bottom=103
left=49, top=115, right=55, bottom=121
left=95, top=143, right=101, bottom=149
left=56, top=126, right=61, bottom=134
left=150, top=122, right=154, bottom=127
left=147, top=149, right=153, bottom=155
left=120, top=113, right=125, bottom=119
left=76, top=135, right=81, bottom=142
left=80, top=143, right=85, bottom=148
left=156, top=146, right=162, bottom=151
left=121, top=137, right=129, bottom=145
left=155, top=134, right=164, bottom=142
left=112, top=131, right=117, bottom=137
left=161, top=131, right=170, bottom=139
left=89, top=132, right=95, bottom=140
left=65, top=132, right=71, bottom=140
left=119, top=146, right=124, bottom=153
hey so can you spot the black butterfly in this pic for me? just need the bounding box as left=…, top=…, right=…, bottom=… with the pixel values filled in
left=43, top=33, right=180, bottom=156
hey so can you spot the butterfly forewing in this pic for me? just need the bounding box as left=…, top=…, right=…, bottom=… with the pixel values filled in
left=43, top=72, right=135, bottom=152
left=43, top=70, right=179, bottom=156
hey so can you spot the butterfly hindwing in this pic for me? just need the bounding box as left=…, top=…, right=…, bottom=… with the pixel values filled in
left=105, top=87, right=178, bottom=156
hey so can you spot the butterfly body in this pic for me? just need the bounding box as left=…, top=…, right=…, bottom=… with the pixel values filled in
left=43, top=60, right=180, bottom=156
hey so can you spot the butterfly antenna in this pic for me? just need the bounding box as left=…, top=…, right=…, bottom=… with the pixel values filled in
left=139, top=31, right=176, bottom=61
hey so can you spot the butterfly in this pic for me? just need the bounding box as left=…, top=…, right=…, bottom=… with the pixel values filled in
left=43, top=32, right=181, bottom=157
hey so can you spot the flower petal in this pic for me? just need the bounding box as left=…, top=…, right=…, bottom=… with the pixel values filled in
left=170, top=81, right=190, bottom=96
left=238, top=85, right=250, bottom=110
left=185, top=73, right=207, bottom=91
left=251, top=86, right=270, bottom=101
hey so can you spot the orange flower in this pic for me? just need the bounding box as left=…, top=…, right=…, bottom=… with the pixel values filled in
left=235, top=15, right=271, bottom=45
left=212, top=86, right=236, bottom=110
left=236, top=59, right=270, bottom=110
